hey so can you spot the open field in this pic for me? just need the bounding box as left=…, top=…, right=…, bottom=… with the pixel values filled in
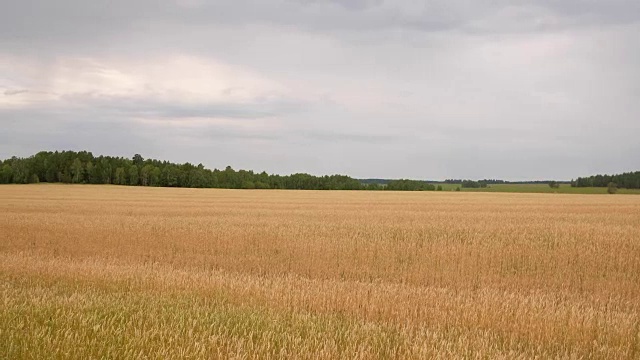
left=437, top=183, right=640, bottom=194
left=1, top=184, right=640, bottom=358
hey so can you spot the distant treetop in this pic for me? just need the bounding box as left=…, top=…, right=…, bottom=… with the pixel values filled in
left=0, top=150, right=428, bottom=191
left=572, top=171, right=640, bottom=189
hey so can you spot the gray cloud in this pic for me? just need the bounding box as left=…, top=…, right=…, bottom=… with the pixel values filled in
left=62, top=94, right=305, bottom=120
left=301, top=130, right=404, bottom=144
left=1, top=1, right=639, bottom=180
left=3, top=1, right=639, bottom=49
left=4, top=89, right=30, bottom=96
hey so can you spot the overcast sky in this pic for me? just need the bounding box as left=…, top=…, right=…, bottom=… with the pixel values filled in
left=1, top=1, right=639, bottom=180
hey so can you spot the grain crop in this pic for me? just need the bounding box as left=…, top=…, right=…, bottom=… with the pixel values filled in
left=1, top=184, right=639, bottom=359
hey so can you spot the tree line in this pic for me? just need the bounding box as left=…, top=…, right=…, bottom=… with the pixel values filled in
left=0, top=150, right=441, bottom=191
left=571, top=171, right=640, bottom=189
left=445, top=179, right=501, bottom=185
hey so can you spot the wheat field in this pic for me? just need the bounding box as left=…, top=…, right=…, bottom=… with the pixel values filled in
left=1, top=184, right=639, bottom=359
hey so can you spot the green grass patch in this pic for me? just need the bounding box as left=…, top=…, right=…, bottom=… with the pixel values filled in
left=435, top=183, right=640, bottom=194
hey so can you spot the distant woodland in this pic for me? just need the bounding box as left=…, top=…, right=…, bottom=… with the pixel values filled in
left=0, top=151, right=432, bottom=191
left=1, top=151, right=638, bottom=190
left=571, top=172, right=640, bottom=189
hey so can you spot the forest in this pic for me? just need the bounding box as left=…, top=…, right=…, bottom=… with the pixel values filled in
left=0, top=151, right=433, bottom=191
left=2, top=151, right=638, bottom=191
left=571, top=171, right=640, bottom=189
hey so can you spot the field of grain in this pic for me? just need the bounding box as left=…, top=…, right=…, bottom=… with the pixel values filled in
left=1, top=184, right=640, bottom=359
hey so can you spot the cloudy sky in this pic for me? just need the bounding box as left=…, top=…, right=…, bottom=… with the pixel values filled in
left=1, top=0, right=639, bottom=180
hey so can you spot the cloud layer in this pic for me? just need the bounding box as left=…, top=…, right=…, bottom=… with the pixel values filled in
left=2, top=1, right=639, bottom=180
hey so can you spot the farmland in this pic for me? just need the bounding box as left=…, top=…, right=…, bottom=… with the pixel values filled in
left=1, top=184, right=640, bottom=358
left=437, top=183, right=640, bottom=194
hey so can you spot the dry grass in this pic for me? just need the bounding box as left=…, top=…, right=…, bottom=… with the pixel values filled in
left=1, top=184, right=639, bottom=359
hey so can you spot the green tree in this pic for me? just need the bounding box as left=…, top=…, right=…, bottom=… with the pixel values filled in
left=1, top=150, right=475, bottom=192
left=71, top=159, right=84, bottom=183
left=140, top=164, right=155, bottom=186
left=11, top=159, right=29, bottom=184
left=43, top=152, right=62, bottom=183
left=255, top=181, right=270, bottom=189
left=386, top=179, right=435, bottom=191
left=187, top=168, right=207, bottom=188
left=97, top=158, right=112, bottom=184
left=132, top=154, right=144, bottom=167
left=607, top=182, right=618, bottom=194
left=85, top=162, right=94, bottom=183
left=241, top=180, right=256, bottom=189
left=162, top=166, right=180, bottom=187
left=462, top=180, right=480, bottom=188
left=219, top=166, right=240, bottom=188
left=0, top=164, right=13, bottom=183
left=128, top=165, right=139, bottom=186
left=114, top=167, right=127, bottom=185
left=31, top=152, right=49, bottom=181
left=150, top=167, right=161, bottom=186
left=366, top=183, right=382, bottom=191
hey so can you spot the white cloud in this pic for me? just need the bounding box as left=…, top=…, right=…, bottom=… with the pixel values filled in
left=1, top=54, right=292, bottom=111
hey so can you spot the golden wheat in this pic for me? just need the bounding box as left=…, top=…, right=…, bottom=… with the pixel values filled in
left=1, top=184, right=639, bottom=359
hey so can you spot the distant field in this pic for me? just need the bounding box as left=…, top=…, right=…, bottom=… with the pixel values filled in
left=1, top=185, right=640, bottom=358
left=438, top=183, right=640, bottom=194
